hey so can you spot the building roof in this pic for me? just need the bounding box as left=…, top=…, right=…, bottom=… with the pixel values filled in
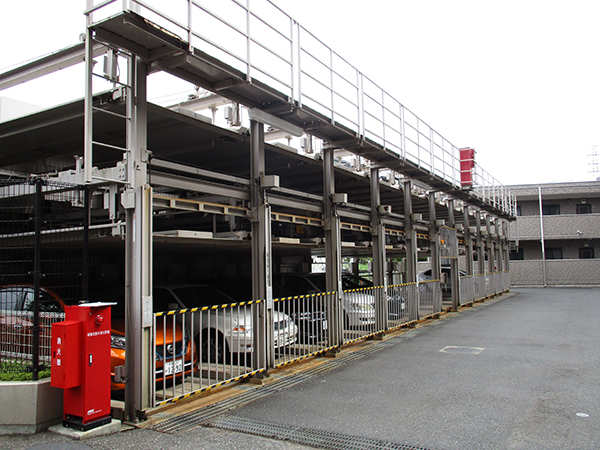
left=508, top=181, right=600, bottom=200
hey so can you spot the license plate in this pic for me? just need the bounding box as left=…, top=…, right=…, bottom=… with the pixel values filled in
left=164, top=359, right=183, bottom=376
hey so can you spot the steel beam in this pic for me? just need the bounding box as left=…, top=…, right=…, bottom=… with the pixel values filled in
left=250, top=120, right=271, bottom=371
left=84, top=32, right=94, bottom=183
left=495, top=219, right=502, bottom=273
left=123, top=55, right=152, bottom=421
left=463, top=206, right=474, bottom=276
left=503, top=220, right=510, bottom=275
left=323, top=146, right=343, bottom=347
left=486, top=215, right=494, bottom=274
left=447, top=199, right=459, bottom=312
left=403, top=180, right=418, bottom=322
left=476, top=211, right=485, bottom=275
left=150, top=172, right=250, bottom=201
left=370, top=167, right=388, bottom=331
left=428, top=192, right=442, bottom=314
left=0, top=42, right=107, bottom=91
left=248, top=109, right=303, bottom=137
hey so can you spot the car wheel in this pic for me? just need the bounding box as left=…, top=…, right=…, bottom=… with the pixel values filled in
left=200, top=330, right=228, bottom=364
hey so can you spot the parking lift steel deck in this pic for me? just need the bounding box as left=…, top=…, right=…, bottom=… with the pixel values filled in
left=0, top=0, right=515, bottom=422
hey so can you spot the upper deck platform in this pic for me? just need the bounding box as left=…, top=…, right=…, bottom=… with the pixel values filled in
left=85, top=1, right=514, bottom=220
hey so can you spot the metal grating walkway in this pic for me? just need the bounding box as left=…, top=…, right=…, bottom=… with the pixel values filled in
left=207, top=415, right=431, bottom=450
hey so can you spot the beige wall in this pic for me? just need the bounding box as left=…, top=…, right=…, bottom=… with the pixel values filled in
left=510, top=259, right=600, bottom=286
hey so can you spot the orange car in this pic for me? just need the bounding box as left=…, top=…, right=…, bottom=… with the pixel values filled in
left=0, top=284, right=195, bottom=391
left=85, top=285, right=196, bottom=390
left=109, top=313, right=196, bottom=390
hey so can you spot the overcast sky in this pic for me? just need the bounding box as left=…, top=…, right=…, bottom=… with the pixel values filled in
left=1, top=1, right=599, bottom=185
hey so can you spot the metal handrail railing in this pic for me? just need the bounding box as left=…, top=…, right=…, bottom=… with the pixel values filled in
left=85, top=0, right=516, bottom=217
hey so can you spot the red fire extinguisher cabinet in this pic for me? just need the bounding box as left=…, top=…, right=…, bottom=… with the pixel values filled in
left=51, top=302, right=115, bottom=431
left=459, top=147, right=476, bottom=188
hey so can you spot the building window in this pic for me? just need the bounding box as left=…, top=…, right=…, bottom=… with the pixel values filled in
left=579, top=247, right=595, bottom=259
left=516, top=205, right=522, bottom=216
left=545, top=247, right=563, bottom=259
left=576, top=203, right=592, bottom=214
left=510, top=248, right=524, bottom=260
left=542, top=204, right=560, bottom=215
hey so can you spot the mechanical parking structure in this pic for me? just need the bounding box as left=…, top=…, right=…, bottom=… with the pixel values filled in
left=0, top=1, right=515, bottom=422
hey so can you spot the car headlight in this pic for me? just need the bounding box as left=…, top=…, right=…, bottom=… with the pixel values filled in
left=111, top=334, right=126, bottom=350
left=232, top=325, right=251, bottom=333
left=298, top=312, right=318, bottom=321
left=352, top=302, right=369, bottom=311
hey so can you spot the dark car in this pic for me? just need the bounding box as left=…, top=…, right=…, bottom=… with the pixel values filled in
left=198, top=277, right=326, bottom=345
left=274, top=283, right=328, bottom=345
left=0, top=285, right=66, bottom=360
left=274, top=273, right=376, bottom=330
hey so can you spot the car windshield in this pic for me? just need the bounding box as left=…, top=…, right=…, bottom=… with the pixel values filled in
left=342, top=274, right=373, bottom=289
left=172, top=286, right=234, bottom=308
left=23, top=289, right=63, bottom=312
left=304, top=274, right=327, bottom=292
left=0, top=287, right=20, bottom=310
left=0, top=286, right=63, bottom=312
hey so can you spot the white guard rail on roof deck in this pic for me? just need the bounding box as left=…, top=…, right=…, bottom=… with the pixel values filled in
left=86, top=0, right=515, bottom=216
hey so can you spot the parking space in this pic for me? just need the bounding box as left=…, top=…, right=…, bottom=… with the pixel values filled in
left=195, top=288, right=600, bottom=450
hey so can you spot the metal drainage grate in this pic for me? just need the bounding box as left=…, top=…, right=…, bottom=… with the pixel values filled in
left=208, top=415, right=433, bottom=450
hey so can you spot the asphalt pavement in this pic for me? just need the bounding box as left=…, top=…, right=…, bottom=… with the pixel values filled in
left=2, top=287, right=599, bottom=450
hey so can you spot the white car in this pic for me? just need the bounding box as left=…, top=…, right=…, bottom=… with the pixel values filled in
left=275, top=273, right=376, bottom=329
left=154, top=284, right=297, bottom=363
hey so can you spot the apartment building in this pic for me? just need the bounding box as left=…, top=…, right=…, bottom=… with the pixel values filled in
left=508, top=181, right=600, bottom=286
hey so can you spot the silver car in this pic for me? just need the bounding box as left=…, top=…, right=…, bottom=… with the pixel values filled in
left=275, top=273, right=376, bottom=329
left=154, top=284, right=297, bottom=363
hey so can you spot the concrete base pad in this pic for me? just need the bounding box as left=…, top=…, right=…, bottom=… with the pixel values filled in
left=48, top=419, right=121, bottom=440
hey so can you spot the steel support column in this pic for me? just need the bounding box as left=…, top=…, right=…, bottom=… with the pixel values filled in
left=323, top=147, right=343, bottom=347
left=463, top=206, right=474, bottom=276
left=370, top=167, right=388, bottom=331
left=495, top=219, right=502, bottom=273
left=501, top=220, right=510, bottom=291
left=503, top=220, right=510, bottom=274
left=428, top=192, right=442, bottom=314
left=476, top=211, right=485, bottom=275
left=123, top=55, right=152, bottom=421
left=250, top=119, right=271, bottom=370
left=403, top=180, right=418, bottom=322
left=486, top=215, right=495, bottom=274
left=447, top=199, right=459, bottom=311
left=83, top=27, right=93, bottom=184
